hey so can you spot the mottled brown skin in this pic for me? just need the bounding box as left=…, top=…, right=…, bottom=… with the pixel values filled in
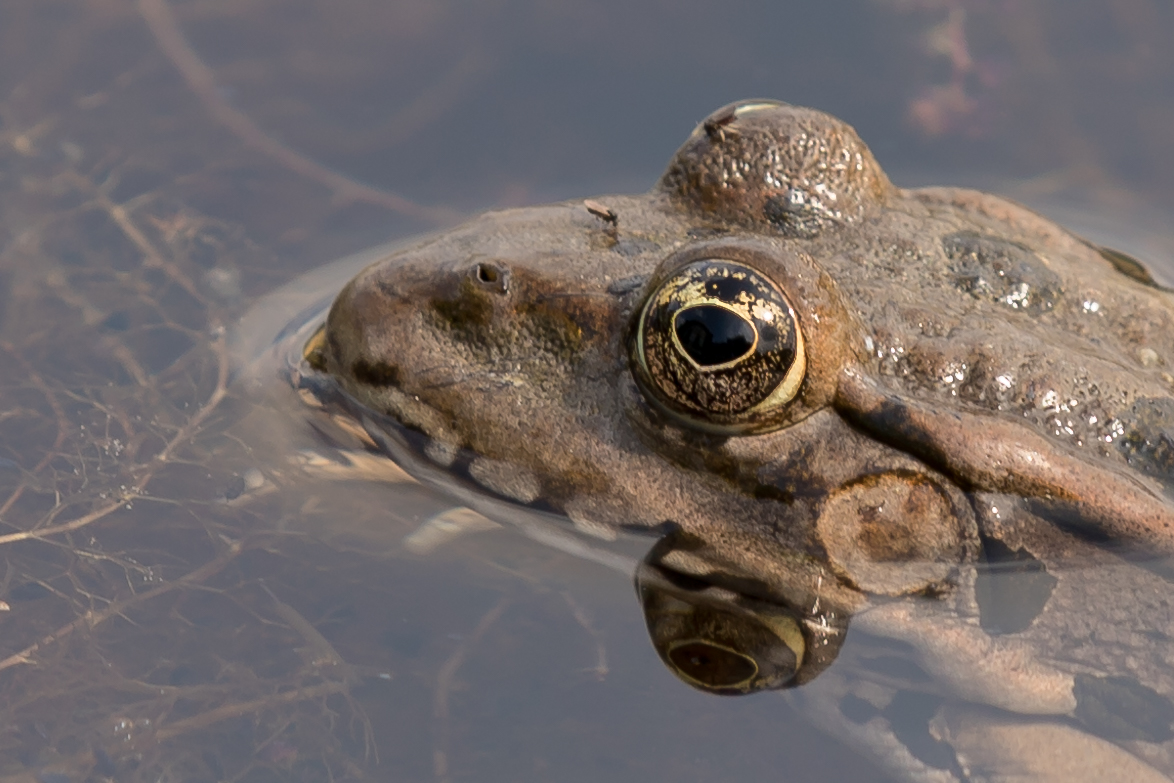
left=313, top=100, right=1174, bottom=779
left=323, top=100, right=1174, bottom=573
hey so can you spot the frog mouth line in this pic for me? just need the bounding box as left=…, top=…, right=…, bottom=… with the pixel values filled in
left=291, top=334, right=852, bottom=695
left=288, top=347, right=640, bottom=574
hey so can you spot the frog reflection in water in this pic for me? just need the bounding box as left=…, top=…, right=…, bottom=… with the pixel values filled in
left=299, top=101, right=1174, bottom=781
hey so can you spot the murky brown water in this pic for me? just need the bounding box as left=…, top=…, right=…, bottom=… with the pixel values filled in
left=2, top=1, right=1174, bottom=781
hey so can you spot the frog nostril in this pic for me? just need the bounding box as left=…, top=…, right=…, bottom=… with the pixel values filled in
left=472, top=262, right=509, bottom=293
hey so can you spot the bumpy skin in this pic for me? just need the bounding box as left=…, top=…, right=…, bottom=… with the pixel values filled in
left=315, top=101, right=1174, bottom=779
left=323, top=100, right=1174, bottom=565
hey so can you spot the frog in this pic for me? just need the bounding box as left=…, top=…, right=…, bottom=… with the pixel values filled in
left=285, top=100, right=1174, bottom=781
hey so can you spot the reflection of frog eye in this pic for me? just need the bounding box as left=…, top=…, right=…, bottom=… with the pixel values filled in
left=636, top=568, right=815, bottom=695
left=632, top=260, right=805, bottom=431
left=659, top=617, right=805, bottom=695
left=665, top=640, right=762, bottom=689
left=636, top=533, right=848, bottom=693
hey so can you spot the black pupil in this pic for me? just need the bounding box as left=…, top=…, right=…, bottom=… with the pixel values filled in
left=674, top=305, right=755, bottom=367
left=668, top=642, right=757, bottom=686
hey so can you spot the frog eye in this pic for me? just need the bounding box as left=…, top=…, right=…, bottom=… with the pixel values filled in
left=632, top=260, right=805, bottom=431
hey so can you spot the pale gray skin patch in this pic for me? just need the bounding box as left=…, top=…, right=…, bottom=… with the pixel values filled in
left=468, top=457, right=541, bottom=504
left=564, top=495, right=647, bottom=541
left=424, top=438, right=458, bottom=467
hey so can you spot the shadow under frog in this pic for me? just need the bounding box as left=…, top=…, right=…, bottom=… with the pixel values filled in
left=281, top=100, right=1174, bottom=781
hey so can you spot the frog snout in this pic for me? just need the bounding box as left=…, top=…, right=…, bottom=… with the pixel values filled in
left=321, top=260, right=435, bottom=383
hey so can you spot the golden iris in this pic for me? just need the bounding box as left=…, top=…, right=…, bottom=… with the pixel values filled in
left=633, top=260, right=805, bottom=430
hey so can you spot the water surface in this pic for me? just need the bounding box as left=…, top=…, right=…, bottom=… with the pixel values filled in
left=2, top=1, right=1174, bottom=780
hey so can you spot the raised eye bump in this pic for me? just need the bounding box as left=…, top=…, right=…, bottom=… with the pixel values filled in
left=632, top=259, right=806, bottom=431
